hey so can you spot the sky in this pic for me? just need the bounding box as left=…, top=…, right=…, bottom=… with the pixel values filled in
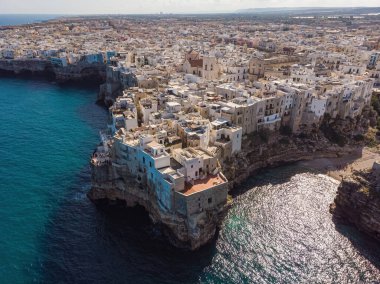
left=1, top=0, right=379, bottom=14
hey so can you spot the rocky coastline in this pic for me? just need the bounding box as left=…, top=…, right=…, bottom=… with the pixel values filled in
left=224, top=135, right=353, bottom=189
left=0, top=59, right=106, bottom=84
left=97, top=65, right=138, bottom=107
left=4, top=59, right=376, bottom=250
left=88, top=164, right=228, bottom=250
left=87, top=133, right=365, bottom=250
left=87, top=103, right=378, bottom=250
left=330, top=163, right=380, bottom=242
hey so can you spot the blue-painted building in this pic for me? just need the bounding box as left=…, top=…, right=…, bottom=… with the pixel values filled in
left=50, top=57, right=68, bottom=67
left=106, top=51, right=116, bottom=64
left=86, top=53, right=104, bottom=64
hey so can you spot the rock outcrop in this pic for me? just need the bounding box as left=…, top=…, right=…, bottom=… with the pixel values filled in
left=0, top=59, right=106, bottom=83
left=88, top=103, right=375, bottom=250
left=88, top=163, right=227, bottom=250
left=97, top=66, right=137, bottom=106
left=87, top=132, right=356, bottom=250
left=224, top=133, right=354, bottom=188
left=330, top=164, right=380, bottom=241
left=224, top=107, right=376, bottom=188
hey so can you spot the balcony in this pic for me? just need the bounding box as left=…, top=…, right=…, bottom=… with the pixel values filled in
left=258, top=114, right=281, bottom=125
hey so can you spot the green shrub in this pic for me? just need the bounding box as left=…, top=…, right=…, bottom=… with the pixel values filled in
left=354, top=134, right=364, bottom=141
left=372, top=95, right=380, bottom=115
left=279, top=125, right=292, bottom=136
left=258, top=129, right=270, bottom=143
left=279, top=137, right=290, bottom=145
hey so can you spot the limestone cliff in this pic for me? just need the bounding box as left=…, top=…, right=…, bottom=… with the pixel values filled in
left=88, top=162, right=227, bottom=250
left=224, top=107, right=376, bottom=188
left=88, top=99, right=375, bottom=250
left=87, top=132, right=355, bottom=250
left=330, top=166, right=380, bottom=241
left=224, top=133, right=354, bottom=188
left=0, top=59, right=106, bottom=83
left=97, top=66, right=138, bottom=106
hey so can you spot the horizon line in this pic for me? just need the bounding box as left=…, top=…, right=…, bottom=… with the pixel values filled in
left=1, top=6, right=380, bottom=16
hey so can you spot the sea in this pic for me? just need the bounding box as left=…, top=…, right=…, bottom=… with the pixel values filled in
left=0, top=14, right=63, bottom=26
left=1, top=77, right=380, bottom=283
left=0, top=15, right=380, bottom=284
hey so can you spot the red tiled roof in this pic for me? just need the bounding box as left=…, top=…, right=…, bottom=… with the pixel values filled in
left=181, top=174, right=226, bottom=196
left=189, top=59, right=203, bottom=68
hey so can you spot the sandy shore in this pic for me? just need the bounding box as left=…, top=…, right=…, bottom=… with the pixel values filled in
left=299, top=146, right=380, bottom=181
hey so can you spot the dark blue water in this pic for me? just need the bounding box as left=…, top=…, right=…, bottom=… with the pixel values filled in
left=0, top=14, right=62, bottom=26
left=0, top=77, right=379, bottom=283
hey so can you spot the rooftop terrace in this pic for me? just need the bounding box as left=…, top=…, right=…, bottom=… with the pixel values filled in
left=180, top=174, right=226, bottom=196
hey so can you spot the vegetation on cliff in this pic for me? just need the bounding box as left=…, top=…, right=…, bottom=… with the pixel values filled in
left=320, top=103, right=379, bottom=148
left=371, top=94, right=380, bottom=130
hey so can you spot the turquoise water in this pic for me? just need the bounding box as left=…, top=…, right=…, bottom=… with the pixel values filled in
left=0, top=78, right=107, bottom=282
left=0, top=15, right=62, bottom=26
left=0, top=77, right=379, bottom=283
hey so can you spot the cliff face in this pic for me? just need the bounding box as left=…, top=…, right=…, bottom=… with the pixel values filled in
left=224, top=133, right=353, bottom=188
left=88, top=163, right=227, bottom=250
left=53, top=64, right=106, bottom=83
left=87, top=134, right=351, bottom=250
left=88, top=96, right=374, bottom=250
left=224, top=108, right=375, bottom=188
left=88, top=90, right=374, bottom=249
left=330, top=168, right=380, bottom=241
left=0, top=59, right=51, bottom=74
left=97, top=66, right=138, bottom=106
left=0, top=59, right=106, bottom=83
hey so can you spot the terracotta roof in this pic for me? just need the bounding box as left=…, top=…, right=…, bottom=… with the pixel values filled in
left=188, top=50, right=198, bottom=55
left=181, top=174, right=226, bottom=196
left=189, top=59, right=203, bottom=68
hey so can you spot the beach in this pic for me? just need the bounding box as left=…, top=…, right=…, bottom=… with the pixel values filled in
left=300, top=146, right=380, bottom=181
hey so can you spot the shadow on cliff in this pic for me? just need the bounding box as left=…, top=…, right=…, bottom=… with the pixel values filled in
left=332, top=219, right=380, bottom=270
left=229, top=146, right=364, bottom=198
left=0, top=68, right=104, bottom=87
left=37, top=166, right=217, bottom=284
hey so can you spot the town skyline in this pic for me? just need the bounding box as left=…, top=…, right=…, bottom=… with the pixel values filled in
left=1, top=0, right=380, bottom=14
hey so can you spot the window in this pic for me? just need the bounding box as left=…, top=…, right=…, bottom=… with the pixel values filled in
left=208, top=198, right=212, bottom=204
left=191, top=165, right=193, bottom=168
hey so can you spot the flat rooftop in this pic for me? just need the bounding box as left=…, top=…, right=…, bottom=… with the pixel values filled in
left=181, top=174, right=226, bottom=196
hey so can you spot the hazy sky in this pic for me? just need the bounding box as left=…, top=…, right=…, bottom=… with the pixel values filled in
left=1, top=0, right=379, bottom=14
